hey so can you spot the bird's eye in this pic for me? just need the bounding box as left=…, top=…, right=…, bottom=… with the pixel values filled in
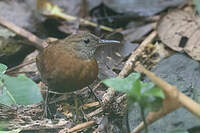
left=83, top=38, right=90, bottom=44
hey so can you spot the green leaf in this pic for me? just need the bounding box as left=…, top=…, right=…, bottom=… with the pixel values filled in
left=138, top=82, right=164, bottom=111
left=140, top=82, right=154, bottom=93
left=102, top=73, right=141, bottom=93
left=103, top=72, right=164, bottom=112
left=142, top=84, right=165, bottom=99
left=0, top=64, right=7, bottom=77
left=0, top=74, right=43, bottom=106
left=140, top=96, right=163, bottom=112
left=128, top=80, right=142, bottom=101
left=193, top=0, right=200, bottom=15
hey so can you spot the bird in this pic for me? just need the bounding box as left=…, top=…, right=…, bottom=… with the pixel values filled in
left=36, top=32, right=119, bottom=93
left=36, top=32, right=119, bottom=118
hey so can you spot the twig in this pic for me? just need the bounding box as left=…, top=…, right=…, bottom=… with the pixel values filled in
left=6, top=59, right=36, bottom=74
left=54, top=12, right=114, bottom=32
left=102, top=31, right=157, bottom=104
left=119, top=31, right=157, bottom=77
left=59, top=121, right=95, bottom=133
left=37, top=0, right=114, bottom=32
left=82, top=102, right=100, bottom=110
left=116, top=94, right=126, bottom=104
left=20, top=120, right=67, bottom=131
left=86, top=107, right=103, bottom=118
left=0, top=16, right=46, bottom=51
left=80, top=107, right=89, bottom=121
left=93, top=82, right=102, bottom=91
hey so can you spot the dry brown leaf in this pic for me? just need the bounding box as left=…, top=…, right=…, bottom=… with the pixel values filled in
left=157, top=10, right=200, bottom=60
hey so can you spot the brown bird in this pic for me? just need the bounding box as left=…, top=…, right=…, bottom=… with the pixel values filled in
left=36, top=32, right=119, bottom=95
left=36, top=32, right=119, bottom=118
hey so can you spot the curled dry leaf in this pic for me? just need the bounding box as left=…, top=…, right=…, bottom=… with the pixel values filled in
left=157, top=10, right=200, bottom=60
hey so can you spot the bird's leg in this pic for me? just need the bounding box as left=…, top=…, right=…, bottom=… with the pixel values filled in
left=88, top=85, right=102, bottom=105
left=43, top=87, right=49, bottom=118
left=74, top=96, right=80, bottom=123
left=43, top=88, right=56, bottom=119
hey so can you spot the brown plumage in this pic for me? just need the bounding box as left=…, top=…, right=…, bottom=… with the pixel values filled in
left=36, top=32, right=118, bottom=93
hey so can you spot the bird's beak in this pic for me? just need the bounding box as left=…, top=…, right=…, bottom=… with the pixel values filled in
left=98, top=39, right=120, bottom=44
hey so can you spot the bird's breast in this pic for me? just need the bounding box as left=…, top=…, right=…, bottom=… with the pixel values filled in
left=36, top=44, right=98, bottom=92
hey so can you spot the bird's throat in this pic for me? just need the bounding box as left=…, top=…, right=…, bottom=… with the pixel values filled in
left=73, top=46, right=96, bottom=59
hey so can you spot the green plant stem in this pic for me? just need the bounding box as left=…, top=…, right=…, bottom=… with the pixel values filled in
left=140, top=105, right=148, bottom=133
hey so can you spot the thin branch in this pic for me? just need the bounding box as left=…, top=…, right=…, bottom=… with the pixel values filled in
left=0, top=16, right=46, bottom=51
left=63, top=121, right=95, bottom=133
left=102, top=31, right=157, bottom=104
